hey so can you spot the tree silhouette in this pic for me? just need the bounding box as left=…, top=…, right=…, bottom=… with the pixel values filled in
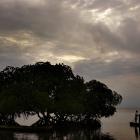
left=85, top=80, right=122, bottom=119
left=0, top=62, right=122, bottom=127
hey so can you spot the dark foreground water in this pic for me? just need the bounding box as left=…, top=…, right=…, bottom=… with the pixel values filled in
left=0, top=109, right=139, bottom=140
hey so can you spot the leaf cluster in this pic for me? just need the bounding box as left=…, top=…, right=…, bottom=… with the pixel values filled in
left=0, top=62, right=122, bottom=125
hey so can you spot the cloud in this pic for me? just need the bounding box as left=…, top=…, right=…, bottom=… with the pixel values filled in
left=74, top=57, right=140, bottom=79
left=81, top=0, right=122, bottom=10
left=0, top=0, right=83, bottom=39
left=0, top=0, right=140, bottom=60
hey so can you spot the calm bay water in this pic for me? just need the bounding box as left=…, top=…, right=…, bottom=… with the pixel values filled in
left=0, top=109, right=139, bottom=140
left=102, top=108, right=140, bottom=140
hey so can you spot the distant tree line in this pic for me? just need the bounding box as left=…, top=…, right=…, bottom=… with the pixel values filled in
left=0, top=62, right=122, bottom=128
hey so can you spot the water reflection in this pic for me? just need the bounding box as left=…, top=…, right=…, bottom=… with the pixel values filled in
left=0, top=131, right=15, bottom=140
left=0, top=129, right=115, bottom=140
left=135, top=127, right=139, bottom=139
left=132, top=127, right=140, bottom=140
left=14, top=133, right=39, bottom=140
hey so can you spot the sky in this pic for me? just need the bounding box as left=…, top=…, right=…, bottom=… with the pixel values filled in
left=0, top=0, right=140, bottom=108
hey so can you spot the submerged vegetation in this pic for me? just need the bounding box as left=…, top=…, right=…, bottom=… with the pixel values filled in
left=0, top=62, right=122, bottom=128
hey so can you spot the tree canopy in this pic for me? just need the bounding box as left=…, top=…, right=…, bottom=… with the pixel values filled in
left=0, top=62, right=122, bottom=127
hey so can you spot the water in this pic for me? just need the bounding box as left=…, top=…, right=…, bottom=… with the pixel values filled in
left=0, top=109, right=139, bottom=140
left=102, top=108, right=140, bottom=140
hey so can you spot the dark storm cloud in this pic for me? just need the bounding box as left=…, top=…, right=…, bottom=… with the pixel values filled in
left=0, top=0, right=81, bottom=40
left=0, top=0, right=140, bottom=56
left=0, top=0, right=94, bottom=59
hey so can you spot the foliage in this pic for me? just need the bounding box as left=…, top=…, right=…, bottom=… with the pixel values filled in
left=85, top=80, right=122, bottom=118
left=0, top=62, right=122, bottom=126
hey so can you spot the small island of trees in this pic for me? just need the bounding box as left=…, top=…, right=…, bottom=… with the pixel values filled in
left=0, top=62, right=122, bottom=130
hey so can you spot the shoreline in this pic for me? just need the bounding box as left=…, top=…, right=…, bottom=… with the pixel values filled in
left=0, top=125, right=53, bottom=133
left=0, top=122, right=101, bottom=133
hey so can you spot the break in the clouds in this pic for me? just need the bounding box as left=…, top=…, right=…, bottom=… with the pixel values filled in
left=0, top=0, right=140, bottom=108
